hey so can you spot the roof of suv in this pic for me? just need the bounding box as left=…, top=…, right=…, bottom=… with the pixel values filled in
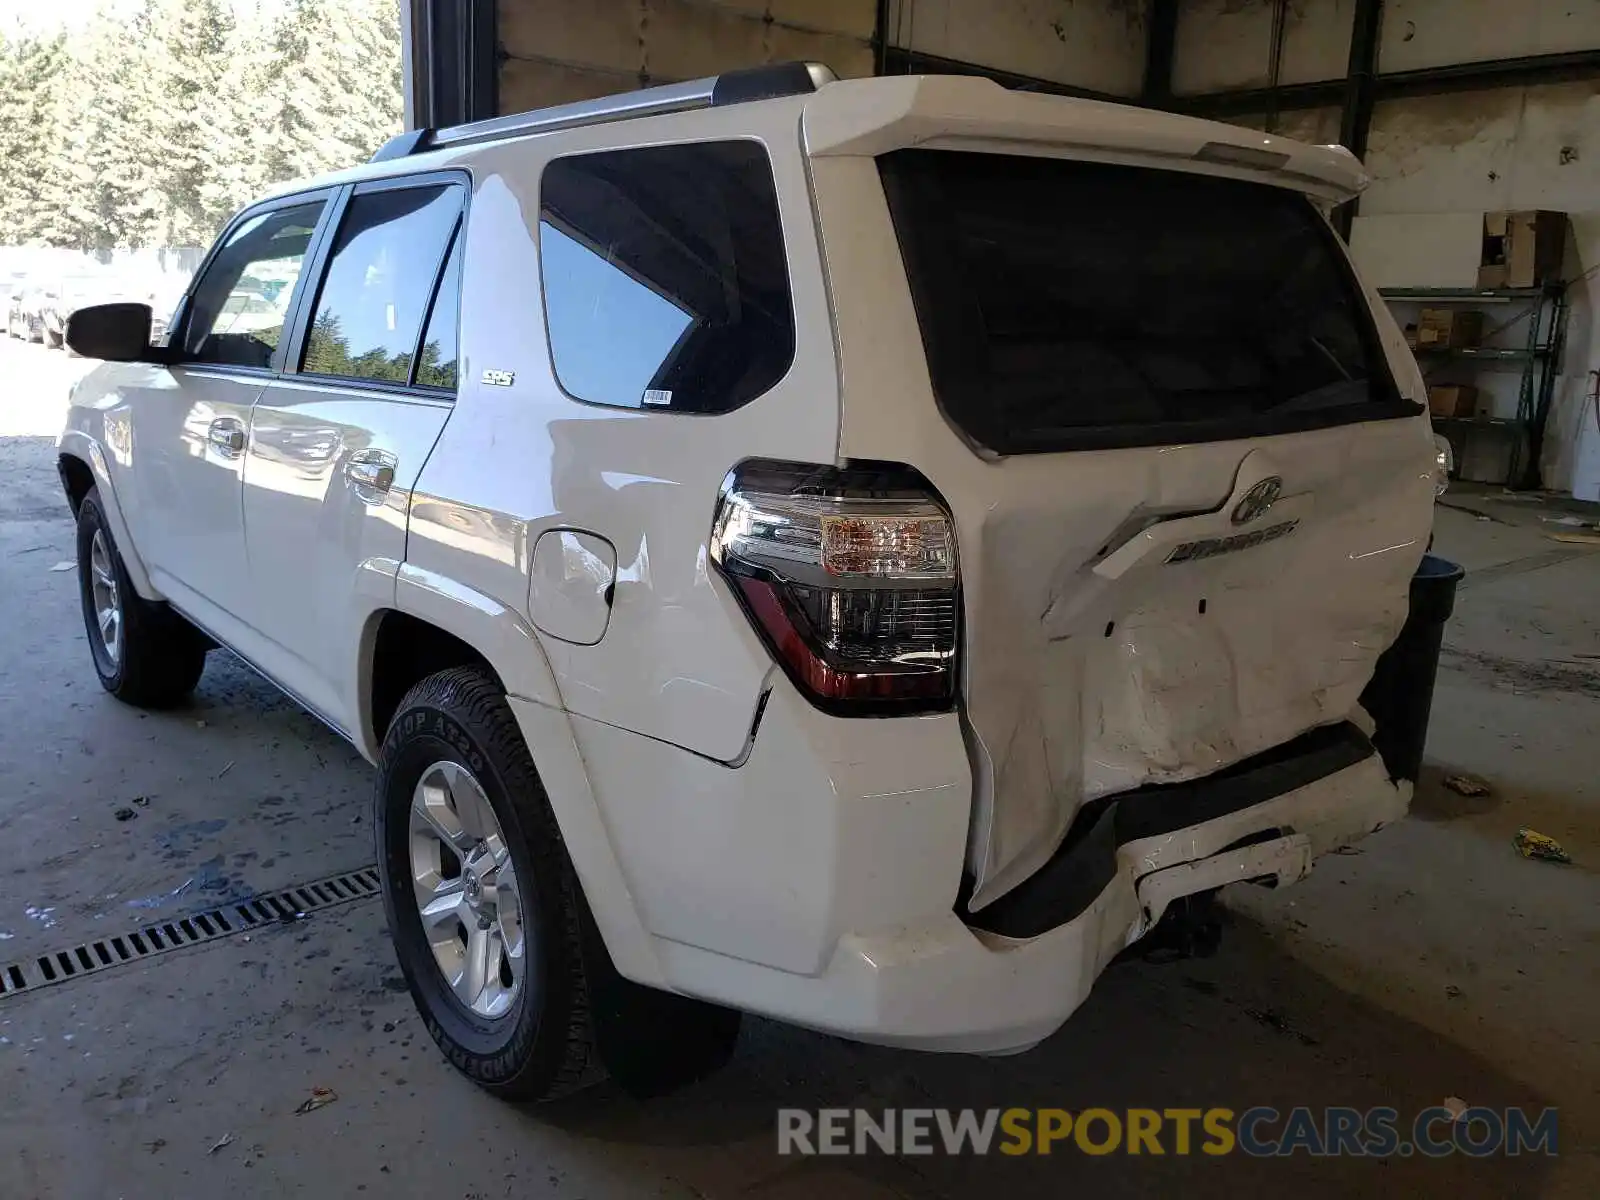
left=263, top=62, right=1367, bottom=206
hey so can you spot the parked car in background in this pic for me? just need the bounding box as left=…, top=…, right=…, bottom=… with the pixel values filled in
left=5, top=259, right=193, bottom=347
left=40, top=273, right=113, bottom=349
left=38, top=277, right=78, bottom=348
left=149, top=275, right=189, bottom=343
left=10, top=282, right=50, bottom=341
left=5, top=275, right=31, bottom=339
left=213, top=286, right=290, bottom=340
left=52, top=269, right=181, bottom=352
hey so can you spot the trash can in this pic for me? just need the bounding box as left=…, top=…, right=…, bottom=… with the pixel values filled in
left=1359, top=554, right=1465, bottom=782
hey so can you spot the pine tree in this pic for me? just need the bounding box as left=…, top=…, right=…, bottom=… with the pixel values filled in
left=199, top=0, right=278, bottom=226
left=256, top=0, right=402, bottom=184
left=332, top=0, right=404, bottom=163
left=1, top=0, right=402, bottom=250
left=0, top=35, right=19, bottom=236
left=49, top=10, right=169, bottom=250
left=0, top=33, right=72, bottom=245
left=138, top=0, right=239, bottom=247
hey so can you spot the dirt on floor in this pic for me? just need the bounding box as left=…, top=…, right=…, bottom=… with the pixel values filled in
left=0, top=336, right=1596, bottom=1198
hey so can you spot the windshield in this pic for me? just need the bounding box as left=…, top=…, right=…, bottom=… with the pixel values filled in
left=878, top=149, right=1413, bottom=454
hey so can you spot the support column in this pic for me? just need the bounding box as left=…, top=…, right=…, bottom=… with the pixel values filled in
left=1334, top=0, right=1384, bottom=238
left=1142, top=0, right=1179, bottom=107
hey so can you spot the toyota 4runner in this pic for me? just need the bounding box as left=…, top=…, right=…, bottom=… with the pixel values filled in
left=58, top=63, right=1439, bottom=1100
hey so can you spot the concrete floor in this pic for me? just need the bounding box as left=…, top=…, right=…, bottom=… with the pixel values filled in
left=1, top=334, right=1596, bottom=1198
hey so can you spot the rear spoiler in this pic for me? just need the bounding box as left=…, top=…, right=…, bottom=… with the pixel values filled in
left=802, top=75, right=1368, bottom=204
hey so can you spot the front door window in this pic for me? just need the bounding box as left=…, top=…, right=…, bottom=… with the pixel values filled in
left=182, top=201, right=325, bottom=370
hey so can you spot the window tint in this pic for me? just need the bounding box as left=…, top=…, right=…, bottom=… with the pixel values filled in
left=539, top=140, right=794, bottom=414
left=301, top=184, right=460, bottom=385
left=413, top=227, right=461, bottom=390
left=184, top=200, right=324, bottom=368
left=879, top=150, right=1411, bottom=454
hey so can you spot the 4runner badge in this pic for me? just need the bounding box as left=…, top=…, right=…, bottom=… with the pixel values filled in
left=1231, top=476, right=1283, bottom=525
left=1165, top=519, right=1299, bottom=564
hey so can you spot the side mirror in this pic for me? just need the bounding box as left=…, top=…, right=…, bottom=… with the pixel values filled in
left=65, top=302, right=155, bottom=362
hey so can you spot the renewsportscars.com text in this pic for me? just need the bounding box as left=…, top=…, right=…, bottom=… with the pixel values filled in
left=777, top=1106, right=1558, bottom=1158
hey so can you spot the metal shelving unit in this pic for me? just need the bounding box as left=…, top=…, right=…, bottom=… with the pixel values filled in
left=1379, top=284, right=1568, bottom=487
left=1418, top=346, right=1545, bottom=363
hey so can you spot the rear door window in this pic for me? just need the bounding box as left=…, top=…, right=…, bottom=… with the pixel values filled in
left=538, top=140, right=795, bottom=415
left=300, top=183, right=461, bottom=386
left=412, top=228, right=462, bottom=391
left=879, top=150, right=1413, bottom=454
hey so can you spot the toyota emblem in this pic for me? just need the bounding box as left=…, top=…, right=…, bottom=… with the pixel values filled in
left=1231, top=476, right=1284, bottom=526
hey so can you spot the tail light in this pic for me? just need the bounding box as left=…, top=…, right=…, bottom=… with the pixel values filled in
left=710, top=459, right=960, bottom=714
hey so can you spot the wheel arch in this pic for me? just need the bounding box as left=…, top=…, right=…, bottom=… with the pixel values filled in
left=370, top=568, right=663, bottom=987
left=57, top=434, right=159, bottom=600
left=370, top=565, right=565, bottom=744
left=362, top=608, right=507, bottom=754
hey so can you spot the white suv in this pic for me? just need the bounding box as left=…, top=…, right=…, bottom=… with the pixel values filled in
left=59, top=63, right=1438, bottom=1100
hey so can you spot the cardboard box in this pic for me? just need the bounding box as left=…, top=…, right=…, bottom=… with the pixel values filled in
left=1477, top=210, right=1567, bottom=289
left=1416, top=308, right=1483, bottom=349
left=1428, top=385, right=1481, bottom=419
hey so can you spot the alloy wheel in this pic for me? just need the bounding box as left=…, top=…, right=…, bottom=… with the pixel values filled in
left=408, top=760, right=526, bottom=1018
left=89, top=529, right=122, bottom=666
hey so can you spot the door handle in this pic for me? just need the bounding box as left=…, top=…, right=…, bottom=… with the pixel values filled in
left=345, top=449, right=398, bottom=501
left=207, top=417, right=245, bottom=457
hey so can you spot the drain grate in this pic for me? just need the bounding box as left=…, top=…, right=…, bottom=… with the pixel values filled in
left=0, top=865, right=381, bottom=1001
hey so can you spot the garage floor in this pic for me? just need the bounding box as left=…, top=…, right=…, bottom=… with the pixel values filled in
left=1, top=336, right=1596, bottom=1199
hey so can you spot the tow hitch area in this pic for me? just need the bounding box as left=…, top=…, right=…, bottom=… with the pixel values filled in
left=966, top=724, right=1365, bottom=940
left=1134, top=892, right=1224, bottom=964
left=1125, top=831, right=1314, bottom=963
left=1132, top=830, right=1314, bottom=939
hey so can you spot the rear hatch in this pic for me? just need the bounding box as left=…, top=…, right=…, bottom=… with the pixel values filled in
left=806, top=84, right=1437, bottom=910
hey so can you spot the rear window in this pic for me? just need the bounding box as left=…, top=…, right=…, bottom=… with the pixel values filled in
left=878, top=150, right=1413, bottom=454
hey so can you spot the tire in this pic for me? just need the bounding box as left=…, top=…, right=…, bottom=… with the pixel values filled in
left=76, top=488, right=207, bottom=707
left=44, top=326, right=62, bottom=349
left=376, top=667, right=605, bottom=1102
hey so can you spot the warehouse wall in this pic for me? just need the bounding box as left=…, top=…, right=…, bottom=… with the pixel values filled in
left=1174, top=0, right=1600, bottom=94
left=1379, top=0, right=1600, bottom=72
left=495, top=0, right=1150, bottom=113
left=1361, top=83, right=1600, bottom=496
left=884, top=0, right=1149, bottom=97
left=1174, top=0, right=1600, bottom=496
left=1174, top=0, right=1354, bottom=94
left=496, top=0, right=877, bottom=112
left=1229, top=105, right=1340, bottom=141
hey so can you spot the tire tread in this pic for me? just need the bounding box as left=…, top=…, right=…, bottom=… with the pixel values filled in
left=78, top=489, right=206, bottom=708
left=382, top=667, right=602, bottom=1101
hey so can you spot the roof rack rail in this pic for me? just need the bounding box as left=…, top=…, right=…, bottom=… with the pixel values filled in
left=370, top=61, right=837, bottom=164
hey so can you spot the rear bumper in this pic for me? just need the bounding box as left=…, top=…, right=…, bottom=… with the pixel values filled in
left=657, top=750, right=1406, bottom=1053
left=969, top=721, right=1375, bottom=939
left=533, top=679, right=1408, bottom=1055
